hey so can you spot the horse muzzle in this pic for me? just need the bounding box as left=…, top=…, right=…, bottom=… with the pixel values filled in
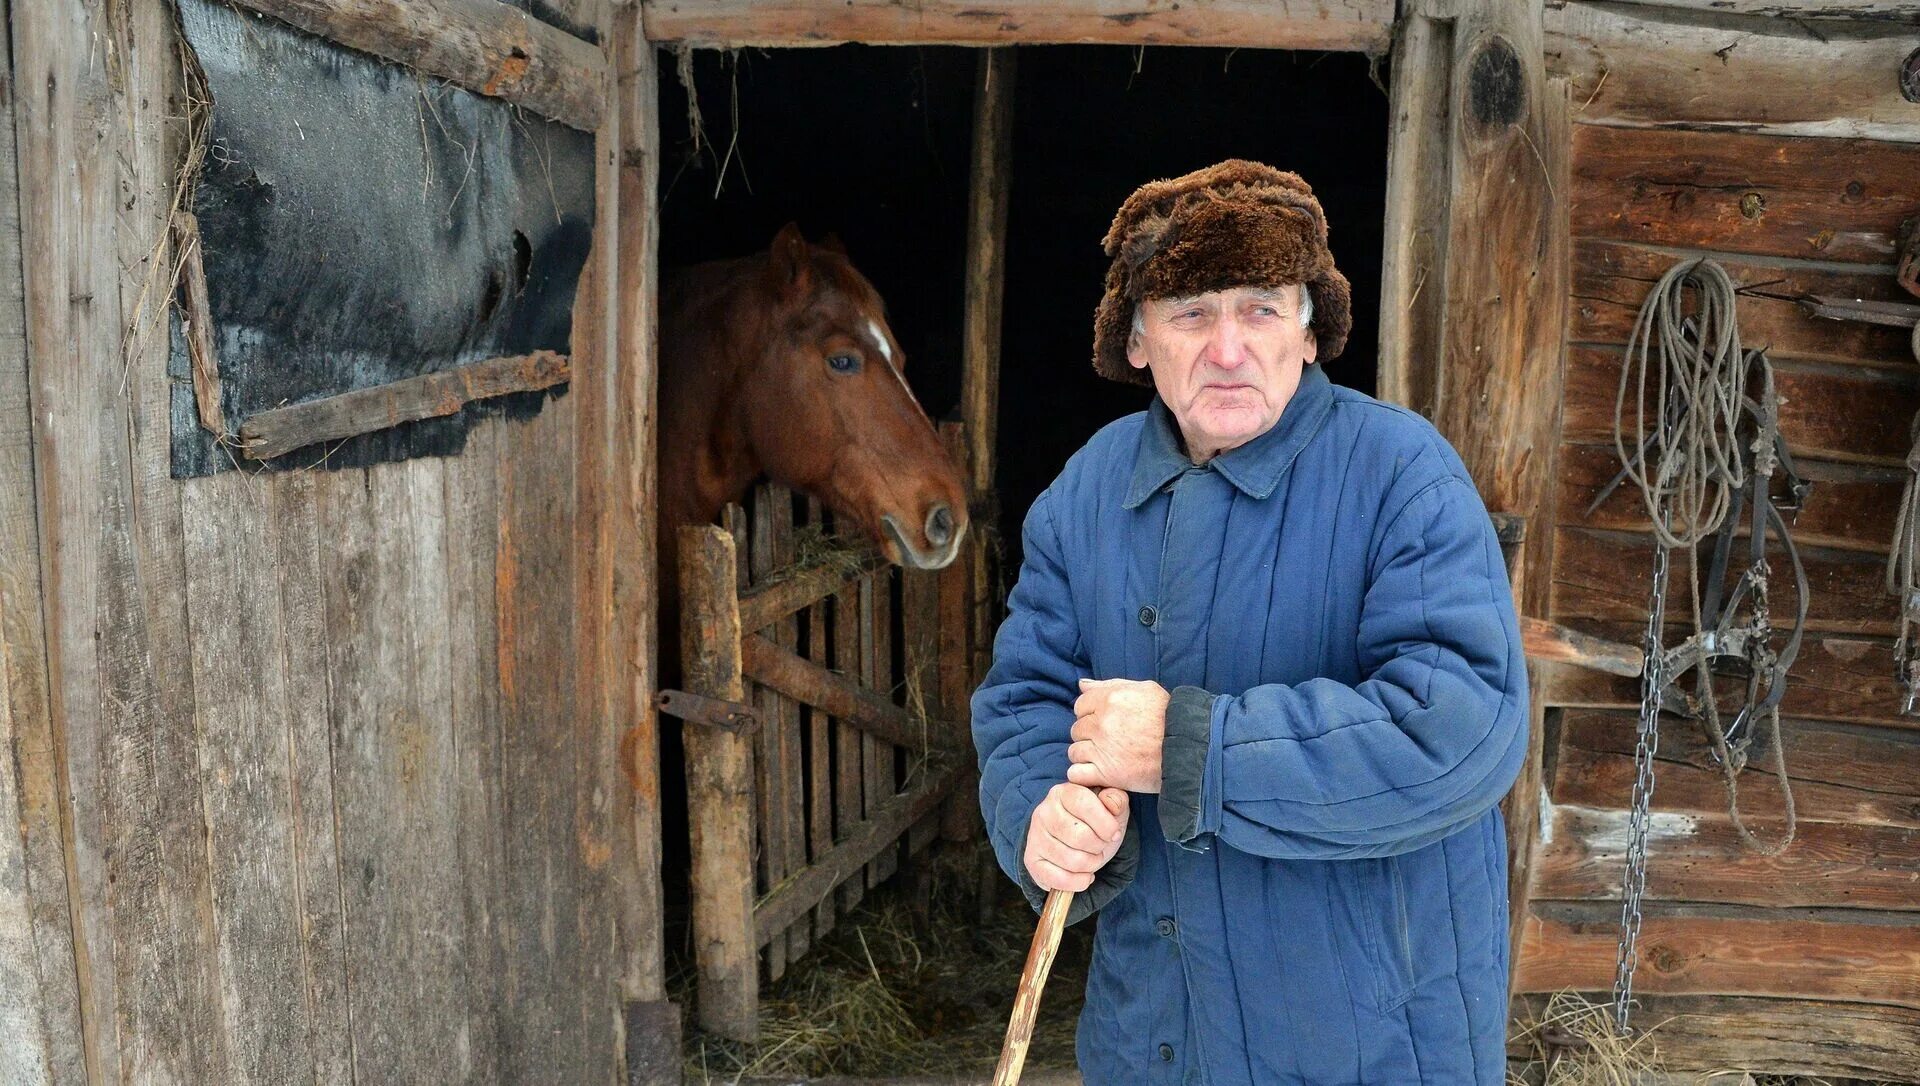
left=881, top=505, right=968, bottom=571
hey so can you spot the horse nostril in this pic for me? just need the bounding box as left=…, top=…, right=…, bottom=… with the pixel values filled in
left=925, top=504, right=954, bottom=547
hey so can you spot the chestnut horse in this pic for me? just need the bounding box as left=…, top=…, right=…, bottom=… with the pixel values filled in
left=657, top=224, right=970, bottom=673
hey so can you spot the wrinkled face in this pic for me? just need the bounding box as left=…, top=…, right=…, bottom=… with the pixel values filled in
left=746, top=233, right=969, bottom=570
left=1127, top=284, right=1318, bottom=463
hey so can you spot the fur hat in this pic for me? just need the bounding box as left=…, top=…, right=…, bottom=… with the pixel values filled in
left=1092, top=159, right=1353, bottom=385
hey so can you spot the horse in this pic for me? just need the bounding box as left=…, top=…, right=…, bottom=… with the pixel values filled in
left=656, top=222, right=971, bottom=675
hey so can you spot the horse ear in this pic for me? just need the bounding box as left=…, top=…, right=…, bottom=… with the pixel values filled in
left=770, top=222, right=811, bottom=294
left=819, top=231, right=848, bottom=256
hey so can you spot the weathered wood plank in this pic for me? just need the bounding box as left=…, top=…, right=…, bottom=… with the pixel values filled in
left=1552, top=525, right=1899, bottom=635
left=1547, top=2, right=1920, bottom=143
left=639, top=0, right=1395, bottom=50
left=831, top=568, right=865, bottom=918
left=1513, top=991, right=1920, bottom=1079
left=222, top=0, right=609, bottom=131
left=963, top=48, right=1013, bottom=500
left=678, top=524, right=758, bottom=1041
left=495, top=397, right=596, bottom=1077
left=1559, top=709, right=1920, bottom=797
left=1549, top=744, right=1920, bottom=830
left=804, top=499, right=834, bottom=945
left=1556, top=442, right=1904, bottom=554
left=610, top=0, right=665, bottom=1005
left=319, top=461, right=471, bottom=1080
left=0, top=0, right=83, bottom=1069
left=239, top=351, right=570, bottom=460
left=112, top=0, right=232, bottom=1076
left=1534, top=801, right=1920, bottom=910
left=1376, top=9, right=1454, bottom=417
left=743, top=635, right=941, bottom=754
left=867, top=572, right=899, bottom=887
left=1562, top=344, right=1920, bottom=466
left=1571, top=124, right=1920, bottom=263
left=0, top=586, right=53, bottom=1086
left=1545, top=630, right=1920, bottom=729
left=748, top=487, right=789, bottom=979
left=173, top=211, right=228, bottom=437
left=1516, top=904, right=1920, bottom=1008
left=265, top=473, right=354, bottom=1086
left=753, top=764, right=957, bottom=948
left=737, top=549, right=887, bottom=635
left=1569, top=239, right=1918, bottom=369
left=1521, top=616, right=1643, bottom=675
left=179, top=470, right=317, bottom=1086
left=1593, top=0, right=1920, bottom=19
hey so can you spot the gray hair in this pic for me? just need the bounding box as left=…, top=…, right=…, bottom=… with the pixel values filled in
left=1131, top=285, right=1313, bottom=335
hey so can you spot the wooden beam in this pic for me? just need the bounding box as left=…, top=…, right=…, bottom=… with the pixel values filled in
left=736, top=550, right=886, bottom=634
left=1519, top=616, right=1641, bottom=675
left=1376, top=11, right=1454, bottom=418
left=638, top=0, right=1395, bottom=51
left=1593, top=0, right=1920, bottom=21
left=741, top=634, right=946, bottom=753
left=962, top=49, right=1013, bottom=501
left=222, top=0, right=609, bottom=132
left=1516, top=903, right=1920, bottom=1009
left=1547, top=2, right=1920, bottom=143
left=678, top=525, right=758, bottom=1042
left=609, top=0, right=666, bottom=1008
left=239, top=351, right=570, bottom=460
left=173, top=212, right=227, bottom=438
left=751, top=763, right=956, bottom=947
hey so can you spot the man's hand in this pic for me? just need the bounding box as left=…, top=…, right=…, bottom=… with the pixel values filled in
left=1024, top=783, right=1130, bottom=892
left=1066, top=677, right=1170, bottom=793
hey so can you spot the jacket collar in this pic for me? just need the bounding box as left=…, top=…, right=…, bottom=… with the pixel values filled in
left=1123, top=363, right=1336, bottom=509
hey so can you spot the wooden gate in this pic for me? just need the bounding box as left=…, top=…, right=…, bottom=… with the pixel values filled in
left=671, top=429, right=980, bottom=1041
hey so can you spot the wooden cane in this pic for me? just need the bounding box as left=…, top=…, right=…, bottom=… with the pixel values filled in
left=992, top=888, right=1075, bottom=1086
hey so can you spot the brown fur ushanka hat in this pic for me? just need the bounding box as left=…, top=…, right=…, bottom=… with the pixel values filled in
left=1093, top=159, right=1353, bottom=385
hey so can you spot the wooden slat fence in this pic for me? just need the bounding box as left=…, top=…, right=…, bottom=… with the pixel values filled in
left=676, top=424, right=977, bottom=1041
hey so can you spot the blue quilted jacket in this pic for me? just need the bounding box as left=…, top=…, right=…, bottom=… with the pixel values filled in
left=972, top=365, right=1528, bottom=1084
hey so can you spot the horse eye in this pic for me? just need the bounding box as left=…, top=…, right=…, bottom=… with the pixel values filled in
left=827, top=353, right=861, bottom=374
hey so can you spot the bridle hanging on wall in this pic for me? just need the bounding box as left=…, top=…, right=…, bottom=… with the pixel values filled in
left=1595, top=257, right=1807, bottom=1034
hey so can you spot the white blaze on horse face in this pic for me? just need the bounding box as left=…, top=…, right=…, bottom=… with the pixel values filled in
left=866, top=318, right=929, bottom=423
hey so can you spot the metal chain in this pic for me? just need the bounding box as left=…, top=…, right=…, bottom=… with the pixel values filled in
left=1613, top=535, right=1668, bottom=1034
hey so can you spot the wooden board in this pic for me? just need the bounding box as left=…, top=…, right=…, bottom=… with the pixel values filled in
left=639, top=0, right=1395, bottom=50
left=1513, top=991, right=1920, bottom=1079
left=0, top=0, right=83, bottom=1071
left=179, top=470, right=319, bottom=1086
left=1556, top=442, right=1904, bottom=554
left=1591, top=1, right=1920, bottom=18
left=1547, top=1, right=1920, bottom=143
left=1516, top=904, right=1920, bottom=1009
left=1571, top=124, right=1920, bottom=263
left=1569, top=239, right=1918, bottom=369
left=1549, top=741, right=1920, bottom=829
left=1551, top=526, right=1900, bottom=636
left=1544, top=632, right=1920, bottom=730
left=1561, top=344, right=1920, bottom=466
left=1559, top=709, right=1920, bottom=796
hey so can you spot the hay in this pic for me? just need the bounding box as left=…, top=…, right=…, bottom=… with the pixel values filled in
left=680, top=844, right=1091, bottom=1084
left=1509, top=991, right=1667, bottom=1086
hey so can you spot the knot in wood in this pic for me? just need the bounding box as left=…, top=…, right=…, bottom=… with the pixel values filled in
left=1902, top=46, right=1920, bottom=105
left=1466, top=35, right=1526, bottom=135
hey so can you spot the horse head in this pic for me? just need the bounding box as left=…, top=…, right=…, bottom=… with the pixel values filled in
left=660, top=224, right=969, bottom=572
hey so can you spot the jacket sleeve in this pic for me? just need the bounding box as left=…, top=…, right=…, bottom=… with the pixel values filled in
left=1158, top=475, right=1528, bottom=859
left=972, top=489, right=1138, bottom=924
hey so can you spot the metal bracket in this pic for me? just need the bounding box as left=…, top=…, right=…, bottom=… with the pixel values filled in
left=656, top=689, right=759, bottom=735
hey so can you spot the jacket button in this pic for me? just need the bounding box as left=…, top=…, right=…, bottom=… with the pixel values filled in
left=1155, top=917, right=1176, bottom=938
left=1138, top=605, right=1158, bottom=627
left=1159, top=1043, right=1175, bottom=1062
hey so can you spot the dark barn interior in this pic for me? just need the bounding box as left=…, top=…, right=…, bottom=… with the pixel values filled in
left=658, top=44, right=1388, bottom=567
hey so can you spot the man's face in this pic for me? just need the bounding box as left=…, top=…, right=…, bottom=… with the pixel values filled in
left=1127, top=284, right=1319, bottom=463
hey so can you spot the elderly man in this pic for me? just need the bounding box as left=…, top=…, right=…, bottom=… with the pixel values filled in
left=972, top=160, right=1528, bottom=1084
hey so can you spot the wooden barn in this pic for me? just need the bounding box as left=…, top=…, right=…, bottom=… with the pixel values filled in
left=1, top=0, right=1916, bottom=1083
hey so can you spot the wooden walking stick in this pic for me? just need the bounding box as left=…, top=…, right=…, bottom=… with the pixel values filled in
left=992, top=888, right=1075, bottom=1086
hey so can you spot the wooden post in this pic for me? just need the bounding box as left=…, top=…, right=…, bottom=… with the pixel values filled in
left=678, top=525, right=757, bottom=1041
left=1378, top=0, right=1572, bottom=988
